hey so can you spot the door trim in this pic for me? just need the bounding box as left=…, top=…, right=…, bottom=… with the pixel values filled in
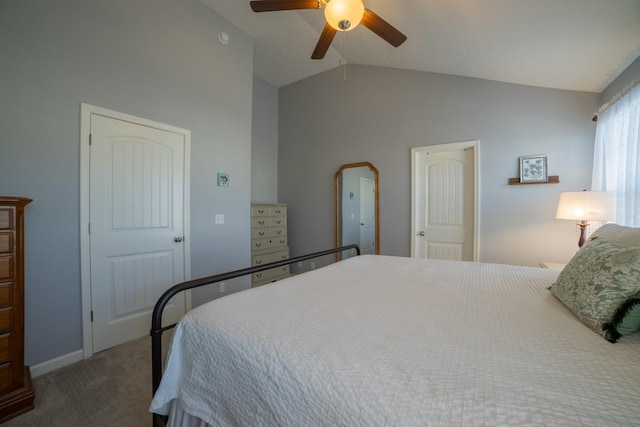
left=410, top=140, right=480, bottom=260
left=79, top=103, right=192, bottom=359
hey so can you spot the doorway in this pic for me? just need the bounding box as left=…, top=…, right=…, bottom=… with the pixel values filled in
left=411, top=141, right=479, bottom=261
left=80, top=104, right=191, bottom=357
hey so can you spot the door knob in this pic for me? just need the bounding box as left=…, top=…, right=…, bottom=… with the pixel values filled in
left=418, top=231, right=425, bottom=236
left=174, top=236, right=184, bottom=242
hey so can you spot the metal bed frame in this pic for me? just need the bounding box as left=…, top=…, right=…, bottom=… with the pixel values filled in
left=150, top=244, right=360, bottom=427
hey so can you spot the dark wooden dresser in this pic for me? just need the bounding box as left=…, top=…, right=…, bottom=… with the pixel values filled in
left=0, top=197, right=34, bottom=422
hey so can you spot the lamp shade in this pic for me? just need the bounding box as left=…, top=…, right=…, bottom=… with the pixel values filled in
left=556, top=191, right=616, bottom=221
left=324, top=0, right=364, bottom=31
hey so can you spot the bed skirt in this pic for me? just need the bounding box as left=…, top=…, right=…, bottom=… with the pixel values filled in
left=167, top=400, right=211, bottom=427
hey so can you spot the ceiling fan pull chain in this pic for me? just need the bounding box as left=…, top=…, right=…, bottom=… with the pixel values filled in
left=340, top=31, right=348, bottom=81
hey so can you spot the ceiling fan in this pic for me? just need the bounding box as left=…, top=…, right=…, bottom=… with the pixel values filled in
left=249, top=0, right=407, bottom=59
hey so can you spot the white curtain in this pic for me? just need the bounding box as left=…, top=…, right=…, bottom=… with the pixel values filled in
left=591, top=83, right=640, bottom=226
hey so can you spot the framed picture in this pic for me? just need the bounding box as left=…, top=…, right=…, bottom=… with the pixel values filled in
left=519, top=155, right=548, bottom=183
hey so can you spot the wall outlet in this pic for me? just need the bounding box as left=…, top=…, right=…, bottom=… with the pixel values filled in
left=218, top=282, right=225, bottom=293
left=310, top=261, right=315, bottom=270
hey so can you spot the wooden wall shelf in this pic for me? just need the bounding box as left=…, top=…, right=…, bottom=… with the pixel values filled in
left=508, top=175, right=559, bottom=185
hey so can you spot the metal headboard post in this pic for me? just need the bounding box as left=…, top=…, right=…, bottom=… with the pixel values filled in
left=150, top=244, right=360, bottom=427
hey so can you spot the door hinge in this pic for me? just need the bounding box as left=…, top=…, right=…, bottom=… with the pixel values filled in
left=89, top=133, right=92, bottom=145
left=91, top=310, right=94, bottom=322
left=88, top=223, right=91, bottom=234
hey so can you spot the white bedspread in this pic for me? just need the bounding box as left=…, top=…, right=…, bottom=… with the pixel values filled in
left=150, top=255, right=640, bottom=426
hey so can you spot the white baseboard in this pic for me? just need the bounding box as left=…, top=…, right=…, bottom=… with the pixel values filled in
left=29, top=349, right=84, bottom=378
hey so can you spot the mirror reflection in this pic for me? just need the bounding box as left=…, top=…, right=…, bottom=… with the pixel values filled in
left=335, top=162, right=379, bottom=259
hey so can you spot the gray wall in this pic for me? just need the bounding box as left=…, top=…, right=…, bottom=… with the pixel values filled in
left=251, top=77, right=279, bottom=202
left=601, top=56, right=640, bottom=107
left=0, top=1, right=254, bottom=367
left=278, top=65, right=600, bottom=268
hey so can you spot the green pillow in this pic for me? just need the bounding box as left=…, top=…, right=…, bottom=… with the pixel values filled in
left=588, top=223, right=640, bottom=247
left=550, top=239, right=640, bottom=342
left=604, top=292, right=640, bottom=340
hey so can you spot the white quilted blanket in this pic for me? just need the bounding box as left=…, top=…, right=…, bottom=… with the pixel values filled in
left=150, top=255, right=640, bottom=426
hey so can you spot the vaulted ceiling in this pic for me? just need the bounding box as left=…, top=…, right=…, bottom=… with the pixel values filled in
left=201, top=0, right=640, bottom=92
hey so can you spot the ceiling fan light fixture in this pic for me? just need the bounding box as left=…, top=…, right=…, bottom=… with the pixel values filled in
left=324, top=0, right=364, bottom=31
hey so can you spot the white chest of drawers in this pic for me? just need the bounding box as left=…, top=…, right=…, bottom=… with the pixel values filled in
left=250, top=203, right=290, bottom=287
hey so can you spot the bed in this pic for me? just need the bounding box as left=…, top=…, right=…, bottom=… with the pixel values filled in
left=150, top=225, right=640, bottom=426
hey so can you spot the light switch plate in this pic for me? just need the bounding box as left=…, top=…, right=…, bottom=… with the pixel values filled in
left=215, top=214, right=224, bottom=224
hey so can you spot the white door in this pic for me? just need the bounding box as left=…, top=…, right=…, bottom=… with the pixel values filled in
left=359, top=177, right=375, bottom=254
left=89, top=114, right=187, bottom=353
left=412, top=142, right=477, bottom=261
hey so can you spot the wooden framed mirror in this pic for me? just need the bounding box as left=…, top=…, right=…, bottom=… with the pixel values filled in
left=334, top=162, right=379, bottom=259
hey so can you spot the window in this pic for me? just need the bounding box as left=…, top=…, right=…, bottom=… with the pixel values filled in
left=592, top=83, right=640, bottom=226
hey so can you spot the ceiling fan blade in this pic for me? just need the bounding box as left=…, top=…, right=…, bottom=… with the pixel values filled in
left=361, top=9, right=407, bottom=47
left=250, top=0, right=319, bottom=12
left=311, top=24, right=337, bottom=59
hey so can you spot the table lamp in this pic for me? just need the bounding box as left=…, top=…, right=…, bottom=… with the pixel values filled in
left=556, top=190, right=615, bottom=247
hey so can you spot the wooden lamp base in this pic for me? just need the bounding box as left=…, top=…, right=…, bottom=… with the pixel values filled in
left=578, top=220, right=588, bottom=247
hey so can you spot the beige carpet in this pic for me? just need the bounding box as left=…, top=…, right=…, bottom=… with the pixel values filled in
left=5, top=334, right=168, bottom=427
